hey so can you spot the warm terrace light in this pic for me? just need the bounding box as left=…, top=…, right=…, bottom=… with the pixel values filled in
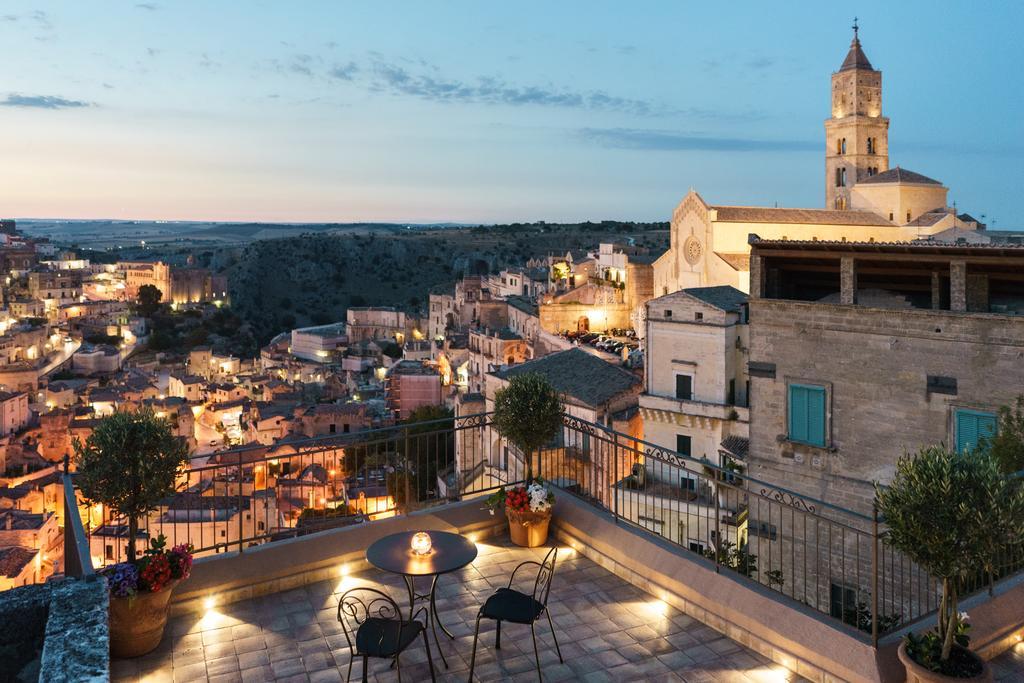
left=203, top=595, right=217, bottom=611
left=411, top=532, right=432, bottom=555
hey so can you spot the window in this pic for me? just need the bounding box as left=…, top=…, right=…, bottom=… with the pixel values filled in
left=219, top=529, right=226, bottom=538
left=343, top=424, right=350, bottom=433
left=830, top=582, right=857, bottom=620
left=688, top=540, right=706, bottom=554
left=840, top=138, right=846, bottom=154
left=257, top=521, right=265, bottom=532
left=955, top=409, right=997, bottom=453
left=788, top=383, right=827, bottom=447
left=889, top=212, right=894, bottom=221
left=676, top=434, right=692, bottom=456
left=664, top=309, right=672, bottom=318
left=681, top=475, right=696, bottom=491
left=694, top=312, right=703, bottom=321
left=105, top=544, right=114, bottom=561
left=906, top=211, right=912, bottom=223
left=329, top=423, right=336, bottom=434
left=728, top=379, right=736, bottom=406
left=675, top=374, right=692, bottom=400
left=867, top=137, right=874, bottom=154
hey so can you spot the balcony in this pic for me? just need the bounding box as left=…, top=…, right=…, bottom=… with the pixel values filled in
left=57, top=414, right=1024, bottom=681
left=639, top=393, right=750, bottom=423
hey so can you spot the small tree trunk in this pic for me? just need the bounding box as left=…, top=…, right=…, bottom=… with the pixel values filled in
left=941, top=581, right=957, bottom=662
left=127, top=515, right=138, bottom=562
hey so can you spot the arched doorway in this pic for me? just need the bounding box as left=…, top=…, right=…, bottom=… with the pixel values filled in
left=577, top=316, right=590, bottom=333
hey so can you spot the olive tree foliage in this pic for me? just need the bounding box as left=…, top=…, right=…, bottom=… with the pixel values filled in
left=981, top=395, right=1024, bottom=476
left=74, top=409, right=190, bottom=561
left=492, top=373, right=564, bottom=482
left=875, top=446, right=1024, bottom=663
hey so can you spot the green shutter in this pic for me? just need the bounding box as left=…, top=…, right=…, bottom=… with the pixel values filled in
left=789, top=384, right=827, bottom=447
left=956, top=409, right=997, bottom=453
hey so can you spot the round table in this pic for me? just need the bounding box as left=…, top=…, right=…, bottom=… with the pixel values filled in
left=366, top=530, right=478, bottom=668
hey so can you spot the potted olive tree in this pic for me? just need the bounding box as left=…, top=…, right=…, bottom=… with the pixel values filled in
left=876, top=446, right=1024, bottom=682
left=487, top=373, right=562, bottom=547
left=75, top=408, right=192, bottom=658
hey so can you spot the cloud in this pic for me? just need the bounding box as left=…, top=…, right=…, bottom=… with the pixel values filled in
left=367, top=59, right=655, bottom=115
left=135, top=2, right=159, bottom=9
left=746, top=57, right=775, bottom=70
left=329, top=61, right=359, bottom=81
left=0, top=94, right=91, bottom=109
left=578, top=127, right=816, bottom=152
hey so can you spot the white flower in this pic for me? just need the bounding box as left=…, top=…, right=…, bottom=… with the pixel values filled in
left=526, top=482, right=552, bottom=513
left=959, top=611, right=970, bottom=623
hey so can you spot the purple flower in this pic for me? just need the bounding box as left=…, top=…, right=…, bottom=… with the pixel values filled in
left=102, top=562, right=139, bottom=598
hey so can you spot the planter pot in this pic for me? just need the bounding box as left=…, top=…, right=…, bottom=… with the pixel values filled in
left=898, top=641, right=992, bottom=683
left=506, top=508, right=551, bottom=547
left=109, top=579, right=180, bottom=659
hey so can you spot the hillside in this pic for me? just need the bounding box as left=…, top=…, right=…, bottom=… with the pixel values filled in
left=226, top=221, right=669, bottom=345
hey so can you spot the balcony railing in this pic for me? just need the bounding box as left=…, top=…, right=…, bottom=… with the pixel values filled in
left=64, top=412, right=1024, bottom=646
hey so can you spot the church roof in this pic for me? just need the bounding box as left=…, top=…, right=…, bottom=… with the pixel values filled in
left=839, top=30, right=873, bottom=71
left=857, top=167, right=942, bottom=186
left=711, top=205, right=892, bottom=227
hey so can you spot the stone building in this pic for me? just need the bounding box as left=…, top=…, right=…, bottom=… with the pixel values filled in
left=746, top=238, right=1024, bottom=513
left=640, top=286, right=750, bottom=483
left=652, top=26, right=985, bottom=298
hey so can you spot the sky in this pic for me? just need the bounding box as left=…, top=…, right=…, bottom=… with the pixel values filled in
left=1, top=1, right=1022, bottom=227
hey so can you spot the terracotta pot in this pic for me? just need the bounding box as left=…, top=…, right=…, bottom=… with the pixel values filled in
left=898, top=641, right=992, bottom=683
left=506, top=507, right=551, bottom=548
left=109, top=579, right=180, bottom=659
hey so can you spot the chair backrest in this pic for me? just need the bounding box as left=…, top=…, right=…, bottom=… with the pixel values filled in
left=337, top=586, right=402, bottom=655
left=532, top=547, right=558, bottom=606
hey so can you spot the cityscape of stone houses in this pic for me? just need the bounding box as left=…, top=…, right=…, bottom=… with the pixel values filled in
left=0, top=29, right=1021, bottom=634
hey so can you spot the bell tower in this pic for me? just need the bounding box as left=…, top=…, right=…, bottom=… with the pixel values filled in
left=825, top=20, right=889, bottom=209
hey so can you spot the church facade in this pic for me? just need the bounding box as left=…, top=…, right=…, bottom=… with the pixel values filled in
left=653, top=26, right=982, bottom=298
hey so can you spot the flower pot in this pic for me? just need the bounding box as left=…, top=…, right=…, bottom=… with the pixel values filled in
left=109, top=579, right=180, bottom=659
left=506, top=507, right=551, bottom=547
left=898, top=641, right=992, bottom=683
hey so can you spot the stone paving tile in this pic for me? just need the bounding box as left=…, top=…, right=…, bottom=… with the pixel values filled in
left=112, top=538, right=815, bottom=682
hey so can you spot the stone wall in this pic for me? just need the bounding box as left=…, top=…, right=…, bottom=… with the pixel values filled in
left=747, top=299, right=1024, bottom=514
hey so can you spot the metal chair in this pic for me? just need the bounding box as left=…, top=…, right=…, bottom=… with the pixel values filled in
left=468, top=547, right=563, bottom=681
left=337, top=586, right=436, bottom=683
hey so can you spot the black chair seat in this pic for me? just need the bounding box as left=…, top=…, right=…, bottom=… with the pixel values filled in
left=481, top=587, right=545, bottom=624
left=356, top=617, right=423, bottom=657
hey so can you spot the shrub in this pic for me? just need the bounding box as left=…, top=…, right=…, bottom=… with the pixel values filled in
left=492, top=373, right=563, bottom=482
left=74, top=409, right=190, bottom=561
left=875, top=446, right=1024, bottom=670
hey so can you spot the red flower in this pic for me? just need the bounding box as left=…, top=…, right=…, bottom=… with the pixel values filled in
left=139, top=553, right=172, bottom=593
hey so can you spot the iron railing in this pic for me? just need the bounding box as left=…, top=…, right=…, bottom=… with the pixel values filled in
left=541, top=415, right=1024, bottom=644
left=67, top=411, right=1024, bottom=644
left=82, top=412, right=511, bottom=565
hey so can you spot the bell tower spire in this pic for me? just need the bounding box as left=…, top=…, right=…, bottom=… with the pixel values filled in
left=825, top=20, right=890, bottom=210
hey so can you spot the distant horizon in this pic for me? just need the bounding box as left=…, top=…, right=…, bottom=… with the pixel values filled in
left=2, top=2, right=1021, bottom=228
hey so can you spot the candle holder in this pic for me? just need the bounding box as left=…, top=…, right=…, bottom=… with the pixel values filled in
left=410, top=531, right=432, bottom=556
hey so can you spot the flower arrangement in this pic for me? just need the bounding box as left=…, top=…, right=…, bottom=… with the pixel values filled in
left=486, top=480, right=555, bottom=517
left=101, top=535, right=194, bottom=599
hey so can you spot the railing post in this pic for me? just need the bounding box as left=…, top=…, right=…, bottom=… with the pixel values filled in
left=612, top=433, right=619, bottom=524
left=714, top=485, right=721, bottom=574
left=237, top=450, right=244, bottom=554
left=404, top=427, right=412, bottom=514
left=871, top=502, right=879, bottom=647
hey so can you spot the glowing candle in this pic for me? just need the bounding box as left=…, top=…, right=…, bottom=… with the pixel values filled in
left=411, top=532, right=432, bottom=555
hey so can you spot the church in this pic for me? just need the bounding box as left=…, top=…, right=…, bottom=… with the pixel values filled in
left=653, top=24, right=984, bottom=297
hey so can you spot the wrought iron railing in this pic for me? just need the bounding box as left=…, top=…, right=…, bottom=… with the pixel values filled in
left=69, top=411, right=1023, bottom=645
left=541, top=415, right=1024, bottom=644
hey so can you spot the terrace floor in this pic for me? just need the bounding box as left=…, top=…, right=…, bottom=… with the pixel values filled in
left=111, top=537, right=804, bottom=682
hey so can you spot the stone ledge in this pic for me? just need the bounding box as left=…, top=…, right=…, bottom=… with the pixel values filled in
left=550, top=492, right=899, bottom=683
left=169, top=498, right=506, bottom=617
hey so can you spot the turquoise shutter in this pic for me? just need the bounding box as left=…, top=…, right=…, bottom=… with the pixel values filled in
left=956, top=410, right=997, bottom=452
left=807, top=387, right=826, bottom=447
left=789, top=384, right=827, bottom=447
left=789, top=386, right=808, bottom=443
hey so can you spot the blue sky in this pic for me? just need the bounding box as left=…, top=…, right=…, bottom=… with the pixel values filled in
left=1, top=1, right=1021, bottom=226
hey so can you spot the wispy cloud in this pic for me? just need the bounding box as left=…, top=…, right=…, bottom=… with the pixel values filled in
left=135, top=2, right=160, bottom=10
left=329, top=61, right=359, bottom=81
left=367, top=59, right=655, bottom=115
left=0, top=94, right=91, bottom=109
left=578, top=127, right=816, bottom=152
